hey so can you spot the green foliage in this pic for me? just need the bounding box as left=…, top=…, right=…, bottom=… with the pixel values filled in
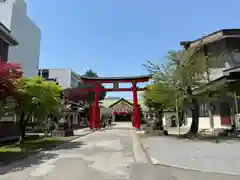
left=83, top=69, right=98, bottom=77
left=17, top=76, right=63, bottom=120
left=143, top=45, right=211, bottom=111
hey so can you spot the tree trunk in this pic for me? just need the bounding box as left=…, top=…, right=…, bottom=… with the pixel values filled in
left=189, top=97, right=199, bottom=134
left=208, top=102, right=214, bottom=130
left=186, top=87, right=199, bottom=135
left=157, top=110, right=164, bottom=130
left=19, top=112, right=31, bottom=144
left=19, top=112, right=26, bottom=143
left=44, top=115, right=51, bottom=137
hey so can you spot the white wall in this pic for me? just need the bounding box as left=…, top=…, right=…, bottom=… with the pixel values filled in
left=100, top=107, right=112, bottom=117
left=0, top=0, right=41, bottom=78
left=0, top=0, right=13, bottom=28
left=186, top=116, right=230, bottom=130
left=48, top=69, right=71, bottom=89
left=163, top=112, right=230, bottom=130
left=163, top=112, right=176, bottom=127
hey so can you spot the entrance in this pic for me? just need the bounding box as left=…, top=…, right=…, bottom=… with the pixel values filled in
left=115, top=113, right=132, bottom=122
left=80, top=75, right=151, bottom=129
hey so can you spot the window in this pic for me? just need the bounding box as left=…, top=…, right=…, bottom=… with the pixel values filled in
left=41, top=69, right=49, bottom=79
left=71, top=72, right=80, bottom=88
left=0, top=38, right=8, bottom=62
left=199, top=103, right=209, bottom=117
left=233, top=52, right=240, bottom=63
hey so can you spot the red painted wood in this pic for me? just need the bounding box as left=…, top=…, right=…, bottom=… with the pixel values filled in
left=93, top=84, right=101, bottom=129
left=89, top=105, right=93, bottom=129
left=82, top=79, right=149, bottom=83
left=132, top=81, right=141, bottom=129
left=71, top=87, right=146, bottom=92
left=104, top=88, right=145, bottom=92
left=80, top=76, right=150, bottom=129
left=81, top=76, right=150, bottom=84
left=220, top=116, right=232, bottom=125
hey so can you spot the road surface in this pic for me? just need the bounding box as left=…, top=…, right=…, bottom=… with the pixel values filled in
left=0, top=123, right=239, bottom=180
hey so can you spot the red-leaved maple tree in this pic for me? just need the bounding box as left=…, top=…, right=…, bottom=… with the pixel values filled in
left=0, top=60, right=23, bottom=99
left=64, top=88, right=90, bottom=102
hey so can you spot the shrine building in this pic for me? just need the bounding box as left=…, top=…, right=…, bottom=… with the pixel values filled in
left=100, top=97, right=147, bottom=123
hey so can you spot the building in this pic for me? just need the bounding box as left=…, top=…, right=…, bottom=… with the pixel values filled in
left=38, top=69, right=80, bottom=89
left=0, top=21, right=18, bottom=61
left=175, top=29, right=240, bottom=130
left=0, top=20, right=19, bottom=142
left=0, top=0, right=41, bottom=77
left=101, top=97, right=147, bottom=123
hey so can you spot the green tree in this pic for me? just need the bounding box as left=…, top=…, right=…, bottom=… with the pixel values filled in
left=144, top=47, right=209, bottom=135
left=143, top=81, right=175, bottom=130
left=16, top=76, right=63, bottom=142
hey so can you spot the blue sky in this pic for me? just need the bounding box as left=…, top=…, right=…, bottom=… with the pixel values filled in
left=27, top=0, right=240, bottom=99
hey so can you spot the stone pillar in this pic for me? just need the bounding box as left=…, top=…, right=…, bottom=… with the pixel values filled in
left=112, top=113, right=115, bottom=124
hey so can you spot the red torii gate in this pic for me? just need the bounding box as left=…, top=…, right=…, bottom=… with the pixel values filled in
left=81, top=75, right=151, bottom=129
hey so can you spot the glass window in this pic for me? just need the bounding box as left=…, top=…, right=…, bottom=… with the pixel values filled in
left=71, top=72, right=80, bottom=88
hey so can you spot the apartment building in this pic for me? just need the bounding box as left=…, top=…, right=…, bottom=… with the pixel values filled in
left=0, top=0, right=41, bottom=77
left=38, top=69, right=80, bottom=89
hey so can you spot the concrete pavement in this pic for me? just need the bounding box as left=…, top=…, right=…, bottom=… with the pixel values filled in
left=1, top=122, right=239, bottom=179
left=141, top=136, right=240, bottom=177
left=0, top=123, right=150, bottom=180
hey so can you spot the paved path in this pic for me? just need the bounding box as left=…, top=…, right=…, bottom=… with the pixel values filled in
left=141, top=136, right=240, bottom=176
left=0, top=124, right=149, bottom=180
left=1, top=122, right=240, bottom=180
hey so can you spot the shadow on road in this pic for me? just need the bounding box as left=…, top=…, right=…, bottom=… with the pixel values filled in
left=0, top=140, right=85, bottom=175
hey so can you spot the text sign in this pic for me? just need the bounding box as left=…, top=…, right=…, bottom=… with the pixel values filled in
left=113, top=81, right=119, bottom=89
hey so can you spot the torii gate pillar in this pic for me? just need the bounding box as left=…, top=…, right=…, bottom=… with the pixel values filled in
left=132, top=81, right=141, bottom=129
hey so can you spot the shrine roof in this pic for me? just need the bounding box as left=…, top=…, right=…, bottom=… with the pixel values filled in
left=101, top=97, right=147, bottom=111
left=81, top=74, right=152, bottom=82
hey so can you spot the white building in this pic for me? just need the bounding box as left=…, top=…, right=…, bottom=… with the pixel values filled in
left=163, top=29, right=240, bottom=131
left=0, top=0, right=41, bottom=77
left=38, top=69, right=80, bottom=89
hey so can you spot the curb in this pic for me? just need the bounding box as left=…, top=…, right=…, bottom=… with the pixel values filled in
left=152, top=160, right=240, bottom=176
left=133, top=130, right=156, bottom=164
left=137, top=134, right=240, bottom=176
left=130, top=128, right=148, bottom=163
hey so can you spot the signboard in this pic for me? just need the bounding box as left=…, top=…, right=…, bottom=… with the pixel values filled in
left=113, top=81, right=119, bottom=89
